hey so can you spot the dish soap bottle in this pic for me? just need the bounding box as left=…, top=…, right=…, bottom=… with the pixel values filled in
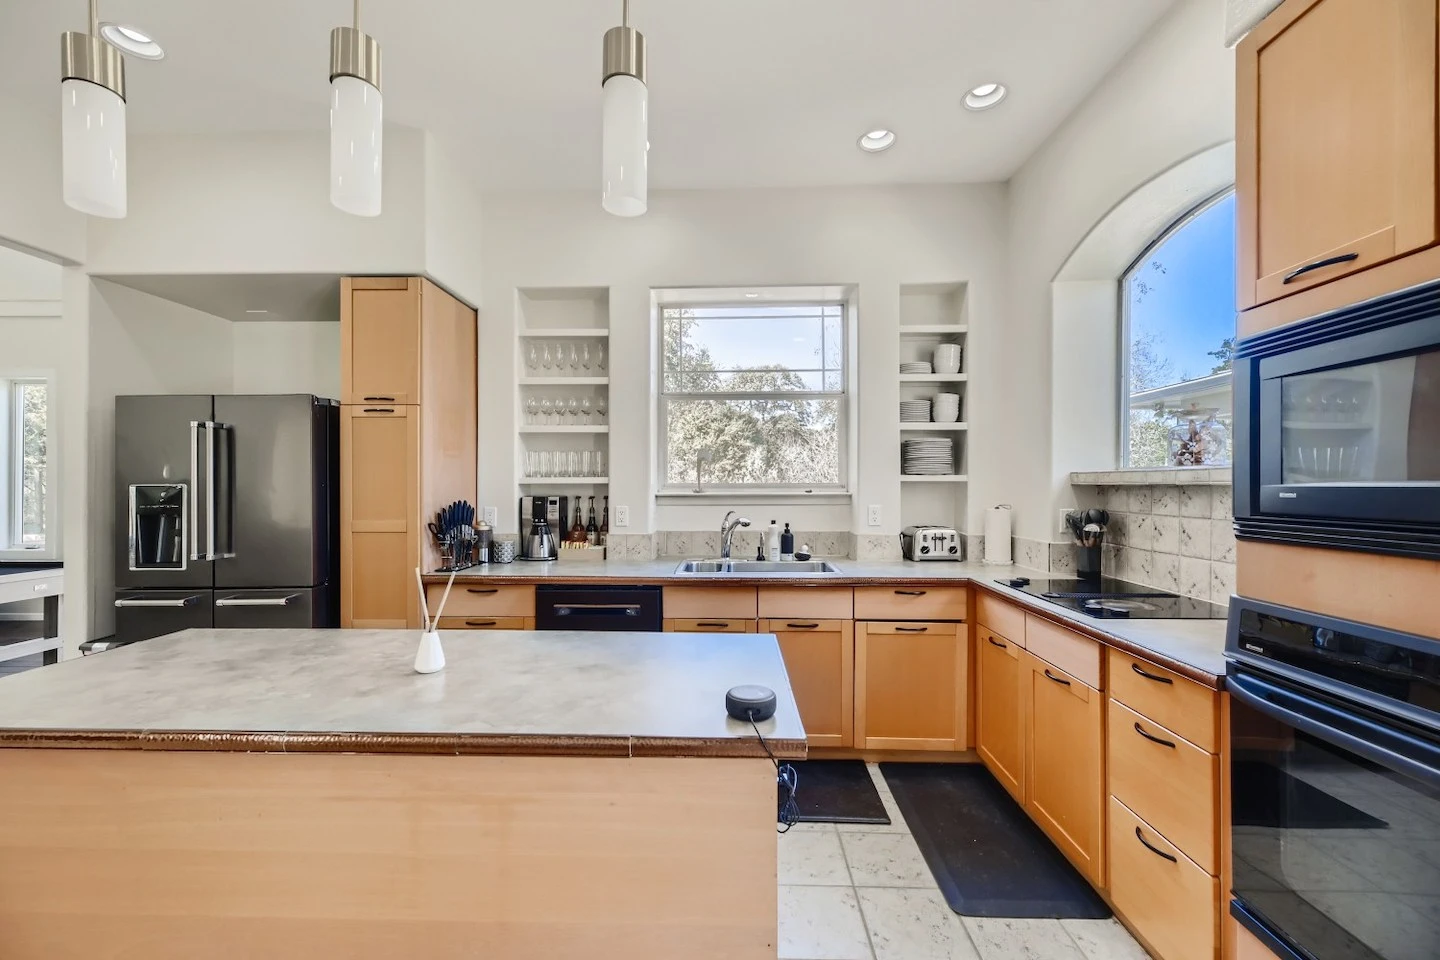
left=780, top=523, right=795, bottom=561
left=767, top=520, right=781, bottom=561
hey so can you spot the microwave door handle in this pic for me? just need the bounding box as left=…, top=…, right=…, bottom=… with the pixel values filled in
left=1228, top=669, right=1440, bottom=790
left=189, top=421, right=205, bottom=561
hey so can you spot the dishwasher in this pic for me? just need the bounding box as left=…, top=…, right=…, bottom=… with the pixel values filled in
left=534, top=584, right=663, bottom=632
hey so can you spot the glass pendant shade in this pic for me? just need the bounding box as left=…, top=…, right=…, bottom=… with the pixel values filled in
left=61, top=78, right=126, bottom=218
left=602, top=74, right=647, bottom=217
left=330, top=75, right=383, bottom=217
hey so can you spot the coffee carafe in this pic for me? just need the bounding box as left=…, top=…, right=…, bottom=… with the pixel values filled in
left=524, top=516, right=558, bottom=561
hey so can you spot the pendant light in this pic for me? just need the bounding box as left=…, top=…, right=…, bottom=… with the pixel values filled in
left=330, top=0, right=382, bottom=217
left=60, top=0, right=127, bottom=218
left=601, top=0, right=647, bottom=217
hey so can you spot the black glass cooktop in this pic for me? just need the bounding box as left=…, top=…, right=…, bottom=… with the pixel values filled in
left=995, top=577, right=1228, bottom=620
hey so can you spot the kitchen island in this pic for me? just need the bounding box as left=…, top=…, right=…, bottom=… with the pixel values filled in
left=0, top=628, right=803, bottom=959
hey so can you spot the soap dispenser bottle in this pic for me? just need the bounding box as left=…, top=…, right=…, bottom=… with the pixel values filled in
left=767, top=521, right=781, bottom=561
left=780, top=523, right=795, bottom=561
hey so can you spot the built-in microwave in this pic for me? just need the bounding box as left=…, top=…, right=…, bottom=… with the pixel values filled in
left=1233, top=280, right=1440, bottom=560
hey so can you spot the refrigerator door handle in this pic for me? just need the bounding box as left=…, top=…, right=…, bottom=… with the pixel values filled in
left=204, top=421, right=217, bottom=561
left=115, top=595, right=204, bottom=608
left=211, top=422, right=236, bottom=560
left=189, top=420, right=205, bottom=561
left=216, top=594, right=299, bottom=607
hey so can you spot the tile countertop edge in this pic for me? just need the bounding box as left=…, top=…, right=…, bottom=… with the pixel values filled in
left=0, top=728, right=808, bottom=761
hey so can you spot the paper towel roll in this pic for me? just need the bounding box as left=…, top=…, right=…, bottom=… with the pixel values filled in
left=983, top=504, right=1013, bottom=565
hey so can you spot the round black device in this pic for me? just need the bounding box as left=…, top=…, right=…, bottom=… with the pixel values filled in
left=726, top=684, right=778, bottom=722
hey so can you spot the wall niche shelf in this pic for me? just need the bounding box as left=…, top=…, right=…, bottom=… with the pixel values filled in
left=900, top=475, right=969, bottom=483
left=899, top=422, right=968, bottom=432
left=519, top=376, right=610, bottom=386
left=898, top=282, right=970, bottom=535
left=520, top=425, right=609, bottom=434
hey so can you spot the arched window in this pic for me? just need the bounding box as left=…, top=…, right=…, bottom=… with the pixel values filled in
left=1122, top=190, right=1236, bottom=468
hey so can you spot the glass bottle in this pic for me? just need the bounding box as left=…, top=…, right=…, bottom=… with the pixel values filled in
left=599, top=496, right=609, bottom=546
left=586, top=496, right=598, bottom=545
left=570, top=498, right=587, bottom=543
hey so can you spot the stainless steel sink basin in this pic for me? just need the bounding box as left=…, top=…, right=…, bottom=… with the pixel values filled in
left=674, top=559, right=844, bottom=575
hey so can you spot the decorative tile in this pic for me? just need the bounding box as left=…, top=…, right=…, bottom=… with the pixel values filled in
left=1125, top=548, right=1154, bottom=586
left=808, top=532, right=848, bottom=558
left=1015, top=538, right=1047, bottom=573
left=1048, top=543, right=1077, bottom=576
left=960, top=917, right=1085, bottom=960
left=964, top=534, right=985, bottom=562
left=1151, top=486, right=1179, bottom=516
left=1179, top=485, right=1212, bottom=518
left=779, top=830, right=853, bottom=886
left=1150, top=515, right=1179, bottom=555
left=1126, top=514, right=1155, bottom=551
left=1060, top=919, right=1152, bottom=960
left=1210, top=561, right=1236, bottom=606
left=857, top=887, right=979, bottom=960
left=1127, top=486, right=1152, bottom=514
left=1178, top=517, right=1211, bottom=559
left=1104, top=512, right=1127, bottom=546
left=1212, top=486, right=1233, bottom=520
left=661, top=531, right=694, bottom=557
left=777, top=885, right=872, bottom=960
left=1210, top=519, right=1236, bottom=563
left=1152, top=552, right=1181, bottom=594
left=1180, top=556, right=1210, bottom=600
left=693, top=530, right=721, bottom=557
left=1101, top=543, right=1122, bottom=578
left=625, top=534, right=656, bottom=560
left=732, top=529, right=763, bottom=558
left=855, top=534, right=902, bottom=562
left=838, top=831, right=934, bottom=888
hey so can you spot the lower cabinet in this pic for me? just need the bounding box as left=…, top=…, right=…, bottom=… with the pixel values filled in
left=976, top=625, right=1025, bottom=801
left=340, top=405, right=419, bottom=628
left=854, top=621, right=967, bottom=751
left=662, top=618, right=757, bottom=633
left=760, top=619, right=854, bottom=748
left=1108, top=796, right=1218, bottom=960
left=1023, top=649, right=1104, bottom=886
left=434, top=617, right=535, bottom=630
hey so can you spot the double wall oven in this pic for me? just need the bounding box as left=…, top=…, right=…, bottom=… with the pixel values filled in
left=1226, top=597, right=1440, bottom=960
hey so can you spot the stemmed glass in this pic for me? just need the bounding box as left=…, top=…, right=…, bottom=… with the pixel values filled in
left=540, top=398, right=555, bottom=426
left=568, top=344, right=581, bottom=374
left=595, top=395, right=608, bottom=425
left=567, top=397, right=581, bottom=425
left=527, top=344, right=539, bottom=375
left=525, top=397, right=539, bottom=425
left=580, top=398, right=593, bottom=425
left=541, top=344, right=554, bottom=373
left=595, top=342, right=607, bottom=372
left=581, top=344, right=593, bottom=372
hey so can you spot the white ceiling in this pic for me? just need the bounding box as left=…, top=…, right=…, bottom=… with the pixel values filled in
left=95, top=274, right=340, bottom=323
left=3, top=0, right=1178, bottom=190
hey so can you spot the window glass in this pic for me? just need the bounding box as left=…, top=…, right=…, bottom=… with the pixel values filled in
left=17, top=381, right=47, bottom=546
left=1123, top=191, right=1237, bottom=467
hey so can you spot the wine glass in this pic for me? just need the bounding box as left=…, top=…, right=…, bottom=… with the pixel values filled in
left=581, top=343, right=593, bottom=371
left=540, top=398, right=555, bottom=426
left=541, top=344, right=554, bottom=373
left=595, top=342, right=607, bottom=372
left=568, top=344, right=581, bottom=373
left=596, top=395, right=608, bottom=424
left=525, top=397, right=539, bottom=425
left=527, top=344, right=539, bottom=374
left=567, top=397, right=581, bottom=424
left=580, top=398, right=593, bottom=425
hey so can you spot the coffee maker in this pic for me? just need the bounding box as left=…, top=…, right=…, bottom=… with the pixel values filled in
left=519, top=496, right=565, bottom=560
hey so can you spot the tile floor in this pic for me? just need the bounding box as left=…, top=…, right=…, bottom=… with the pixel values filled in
left=778, top=763, right=1153, bottom=960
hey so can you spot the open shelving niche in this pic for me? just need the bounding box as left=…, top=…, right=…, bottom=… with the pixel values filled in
left=515, top=287, right=612, bottom=530
left=898, top=282, right=969, bottom=536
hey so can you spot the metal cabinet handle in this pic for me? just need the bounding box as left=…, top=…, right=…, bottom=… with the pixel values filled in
left=696, top=621, right=730, bottom=628
left=362, top=407, right=395, bottom=413
left=987, top=636, right=1007, bottom=649
left=1131, top=663, right=1174, bottom=685
left=895, top=626, right=929, bottom=633
left=216, top=594, right=299, bottom=607
left=1135, top=826, right=1178, bottom=863
left=204, top=421, right=217, bottom=562
left=362, top=396, right=395, bottom=402
left=189, top=421, right=203, bottom=561
left=1043, top=669, right=1071, bottom=686
left=466, top=588, right=499, bottom=595
left=556, top=604, right=641, bottom=613
left=115, top=596, right=202, bottom=608
left=894, top=590, right=927, bottom=596
left=1133, top=722, right=1177, bottom=749
left=1283, top=252, right=1359, bottom=284
left=786, top=622, right=820, bottom=629
left=465, top=620, right=498, bottom=627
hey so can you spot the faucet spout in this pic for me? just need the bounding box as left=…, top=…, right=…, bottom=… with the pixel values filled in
left=719, top=511, right=751, bottom=559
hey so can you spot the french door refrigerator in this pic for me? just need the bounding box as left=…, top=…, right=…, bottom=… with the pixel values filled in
left=114, top=395, right=340, bottom=644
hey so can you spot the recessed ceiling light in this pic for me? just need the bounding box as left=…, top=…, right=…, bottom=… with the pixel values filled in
left=99, top=22, right=165, bottom=60
left=744, top=292, right=760, bottom=298
left=964, top=83, right=1008, bottom=111
left=857, top=129, right=896, bottom=153
left=244, top=309, right=269, bottom=314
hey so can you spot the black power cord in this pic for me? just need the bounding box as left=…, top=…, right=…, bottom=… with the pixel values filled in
left=748, top=715, right=800, bottom=833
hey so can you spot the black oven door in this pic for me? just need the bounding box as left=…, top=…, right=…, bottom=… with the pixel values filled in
left=1229, top=665, right=1440, bottom=960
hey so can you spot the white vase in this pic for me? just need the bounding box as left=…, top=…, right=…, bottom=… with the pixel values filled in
left=413, top=631, right=446, bottom=674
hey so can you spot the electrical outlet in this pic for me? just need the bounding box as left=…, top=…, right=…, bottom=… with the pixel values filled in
left=481, top=506, right=497, bottom=526
left=867, top=504, right=882, bottom=527
left=1058, top=509, right=1074, bottom=536
left=615, top=505, right=630, bottom=527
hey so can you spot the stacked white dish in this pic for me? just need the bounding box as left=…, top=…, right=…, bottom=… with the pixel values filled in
left=902, top=438, right=955, bottom=475
left=900, top=361, right=932, bottom=375
left=900, top=399, right=932, bottom=422
left=932, top=393, right=961, bottom=423
left=933, top=343, right=963, bottom=375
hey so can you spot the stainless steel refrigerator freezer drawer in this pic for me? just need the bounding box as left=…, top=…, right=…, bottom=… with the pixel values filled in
left=214, top=587, right=325, bottom=629
left=114, top=590, right=214, bottom=644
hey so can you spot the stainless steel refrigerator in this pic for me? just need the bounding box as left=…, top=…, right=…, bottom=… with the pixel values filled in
left=114, top=395, right=340, bottom=643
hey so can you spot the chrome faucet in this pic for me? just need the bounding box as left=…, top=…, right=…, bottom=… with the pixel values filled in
left=719, top=511, right=751, bottom=559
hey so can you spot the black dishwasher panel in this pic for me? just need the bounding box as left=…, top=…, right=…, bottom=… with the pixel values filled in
left=535, top=584, right=663, bottom=632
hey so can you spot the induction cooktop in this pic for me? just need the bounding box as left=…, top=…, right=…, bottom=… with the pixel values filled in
left=995, top=577, right=1228, bottom=620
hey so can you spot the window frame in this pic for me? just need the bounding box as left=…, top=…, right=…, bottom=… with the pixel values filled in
left=1118, top=186, right=1236, bottom=469
left=656, top=300, right=852, bottom=497
left=0, top=373, right=54, bottom=558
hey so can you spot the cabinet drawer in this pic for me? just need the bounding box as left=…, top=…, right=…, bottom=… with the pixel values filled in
left=757, top=587, right=853, bottom=620
left=974, top=591, right=1025, bottom=646
left=663, top=618, right=756, bottom=633
left=435, top=616, right=530, bottom=630
left=854, top=586, right=967, bottom=621
left=428, top=584, right=535, bottom=618
left=1108, top=699, right=1219, bottom=874
left=1108, top=648, right=1219, bottom=752
left=1025, top=615, right=1102, bottom=690
left=1108, top=797, right=1218, bottom=960
left=662, top=586, right=757, bottom=620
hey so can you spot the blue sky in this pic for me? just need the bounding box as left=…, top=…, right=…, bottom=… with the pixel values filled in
left=1127, top=192, right=1237, bottom=384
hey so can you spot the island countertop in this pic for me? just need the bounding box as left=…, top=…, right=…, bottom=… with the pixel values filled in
left=0, top=628, right=807, bottom=759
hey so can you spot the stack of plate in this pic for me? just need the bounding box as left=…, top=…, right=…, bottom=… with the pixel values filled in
left=902, top=438, right=955, bottom=475
left=900, top=399, right=932, bottom=422
left=900, top=361, right=932, bottom=375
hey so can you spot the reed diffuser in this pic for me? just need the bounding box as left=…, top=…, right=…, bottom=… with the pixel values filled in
left=413, top=567, right=456, bottom=674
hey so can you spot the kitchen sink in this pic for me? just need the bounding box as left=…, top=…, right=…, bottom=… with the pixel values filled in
left=674, top=559, right=844, bottom=575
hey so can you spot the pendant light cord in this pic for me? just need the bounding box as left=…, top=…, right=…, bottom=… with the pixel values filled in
left=622, top=0, right=629, bottom=27
left=353, top=0, right=360, bottom=30
left=88, top=0, right=98, bottom=35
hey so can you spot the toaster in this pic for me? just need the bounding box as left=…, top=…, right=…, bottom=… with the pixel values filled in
left=901, top=526, right=961, bottom=561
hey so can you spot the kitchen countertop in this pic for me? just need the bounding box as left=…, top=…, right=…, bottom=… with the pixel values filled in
left=0, top=628, right=806, bottom=759
left=425, top=559, right=1231, bottom=686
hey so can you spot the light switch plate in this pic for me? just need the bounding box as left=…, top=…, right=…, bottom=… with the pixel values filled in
left=615, top=505, right=630, bottom=527
left=867, top=504, right=882, bottom=527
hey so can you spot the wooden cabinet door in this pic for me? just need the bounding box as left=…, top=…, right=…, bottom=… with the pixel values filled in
left=663, top=618, right=757, bottom=633
left=341, top=277, right=422, bottom=404
left=760, top=619, right=854, bottom=748
left=976, top=627, right=1024, bottom=801
left=1238, top=0, right=1438, bottom=308
left=1023, top=650, right=1104, bottom=885
left=340, top=406, right=419, bottom=628
left=854, top=622, right=966, bottom=751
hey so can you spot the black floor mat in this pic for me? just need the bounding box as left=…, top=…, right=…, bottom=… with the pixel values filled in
left=880, top=763, right=1110, bottom=919
left=785, top=760, right=890, bottom=824
left=1232, top=762, right=1388, bottom=830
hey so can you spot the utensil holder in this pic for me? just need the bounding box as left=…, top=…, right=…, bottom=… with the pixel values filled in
left=1077, top=542, right=1103, bottom=580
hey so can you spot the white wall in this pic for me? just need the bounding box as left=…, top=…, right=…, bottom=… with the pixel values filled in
left=1002, top=0, right=1235, bottom=540
left=478, top=185, right=1008, bottom=536
left=232, top=323, right=341, bottom=397
left=0, top=93, right=87, bottom=265
left=423, top=134, right=484, bottom=307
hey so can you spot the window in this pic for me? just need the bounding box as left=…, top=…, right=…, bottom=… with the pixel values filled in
left=660, top=302, right=847, bottom=492
left=0, top=377, right=49, bottom=552
left=1122, top=190, right=1237, bottom=468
